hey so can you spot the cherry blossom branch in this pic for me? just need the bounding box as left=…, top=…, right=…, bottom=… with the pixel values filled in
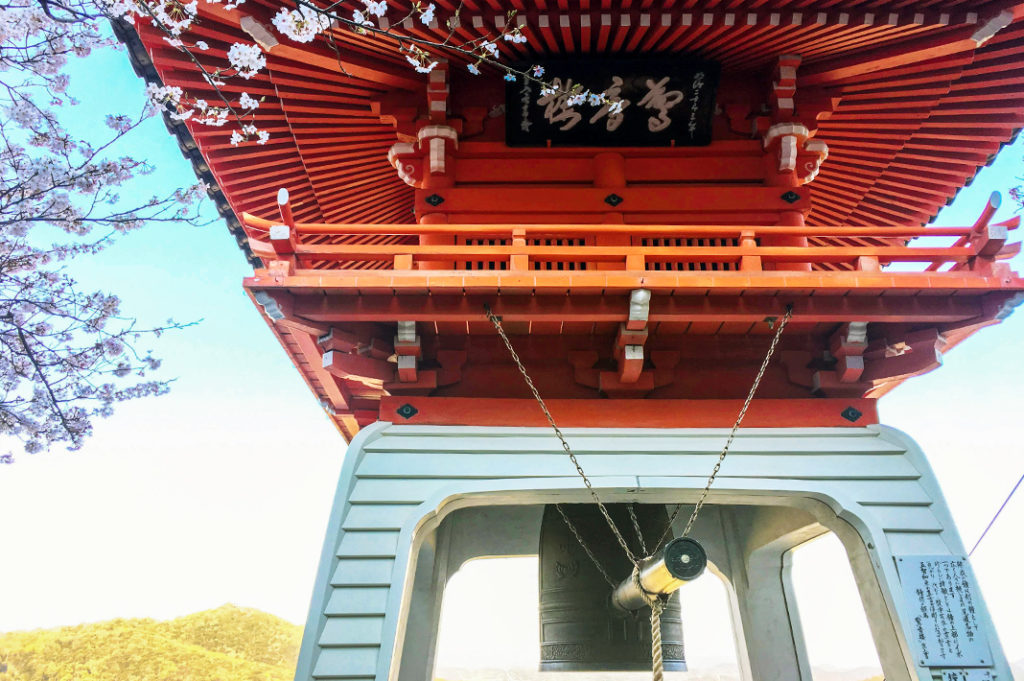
left=118, top=0, right=621, bottom=146
left=294, top=2, right=615, bottom=109
left=0, top=0, right=214, bottom=461
left=13, top=324, right=77, bottom=443
left=130, top=2, right=256, bottom=128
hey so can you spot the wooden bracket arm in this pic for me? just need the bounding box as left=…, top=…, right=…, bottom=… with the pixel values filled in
left=780, top=350, right=815, bottom=388
left=436, top=350, right=467, bottom=388
left=323, top=349, right=395, bottom=384
left=384, top=370, right=438, bottom=395
left=617, top=345, right=645, bottom=384
left=599, top=371, right=655, bottom=397
left=829, top=322, right=869, bottom=359
left=860, top=328, right=946, bottom=383
left=568, top=350, right=600, bottom=389
left=251, top=290, right=329, bottom=336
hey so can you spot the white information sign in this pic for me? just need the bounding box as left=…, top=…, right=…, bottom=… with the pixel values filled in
left=896, top=556, right=992, bottom=667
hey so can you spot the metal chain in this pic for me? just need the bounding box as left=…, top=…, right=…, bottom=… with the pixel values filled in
left=654, top=305, right=793, bottom=548
left=627, top=503, right=649, bottom=556
left=486, top=301, right=792, bottom=681
left=645, top=306, right=789, bottom=681
left=554, top=503, right=618, bottom=588
left=484, top=304, right=640, bottom=569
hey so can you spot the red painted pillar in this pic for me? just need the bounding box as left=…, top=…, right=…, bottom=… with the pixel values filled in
left=764, top=151, right=812, bottom=272
left=418, top=212, right=451, bottom=270
left=773, top=210, right=811, bottom=272
left=594, top=153, right=630, bottom=271
left=419, top=147, right=455, bottom=270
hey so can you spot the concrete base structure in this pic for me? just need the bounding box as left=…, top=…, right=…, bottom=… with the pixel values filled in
left=294, top=423, right=1012, bottom=681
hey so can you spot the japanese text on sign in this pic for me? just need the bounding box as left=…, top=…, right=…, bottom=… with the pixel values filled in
left=896, top=556, right=992, bottom=668
left=506, top=58, right=720, bottom=147
left=941, top=670, right=994, bottom=681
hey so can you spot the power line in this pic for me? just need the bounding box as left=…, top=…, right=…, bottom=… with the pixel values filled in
left=968, top=472, right=1023, bottom=556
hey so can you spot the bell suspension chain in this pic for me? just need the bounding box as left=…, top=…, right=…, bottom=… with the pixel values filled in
left=627, top=503, right=649, bottom=556
left=554, top=503, right=619, bottom=588
left=484, top=301, right=793, bottom=681
left=652, top=304, right=793, bottom=549
left=483, top=304, right=641, bottom=576
left=646, top=306, right=791, bottom=681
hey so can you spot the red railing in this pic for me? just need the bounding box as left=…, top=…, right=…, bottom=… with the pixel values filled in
left=240, top=190, right=1018, bottom=274
left=243, top=216, right=1017, bottom=273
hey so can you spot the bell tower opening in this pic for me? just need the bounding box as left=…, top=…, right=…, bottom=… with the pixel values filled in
left=435, top=556, right=540, bottom=672
left=432, top=555, right=743, bottom=681
left=419, top=499, right=904, bottom=681
left=789, top=534, right=883, bottom=680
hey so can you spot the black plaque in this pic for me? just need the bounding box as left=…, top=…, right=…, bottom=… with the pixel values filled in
left=505, top=57, right=719, bottom=147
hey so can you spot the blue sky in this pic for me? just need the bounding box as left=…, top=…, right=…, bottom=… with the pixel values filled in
left=0, top=38, right=1020, bottom=673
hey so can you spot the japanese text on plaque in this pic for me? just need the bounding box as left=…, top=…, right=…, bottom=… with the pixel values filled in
left=896, top=556, right=991, bottom=667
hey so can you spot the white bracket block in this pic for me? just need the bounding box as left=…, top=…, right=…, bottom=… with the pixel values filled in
left=628, top=289, right=651, bottom=330
left=847, top=321, right=868, bottom=344
left=252, top=290, right=284, bottom=320
left=396, top=321, right=417, bottom=344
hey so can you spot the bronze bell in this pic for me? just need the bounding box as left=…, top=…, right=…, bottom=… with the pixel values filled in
left=538, top=503, right=687, bottom=672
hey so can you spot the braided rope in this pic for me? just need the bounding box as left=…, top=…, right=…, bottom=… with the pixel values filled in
left=631, top=566, right=668, bottom=681
left=650, top=599, right=665, bottom=681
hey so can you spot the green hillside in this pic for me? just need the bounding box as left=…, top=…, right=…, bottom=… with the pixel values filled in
left=0, top=605, right=302, bottom=681
left=4, top=607, right=1008, bottom=681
